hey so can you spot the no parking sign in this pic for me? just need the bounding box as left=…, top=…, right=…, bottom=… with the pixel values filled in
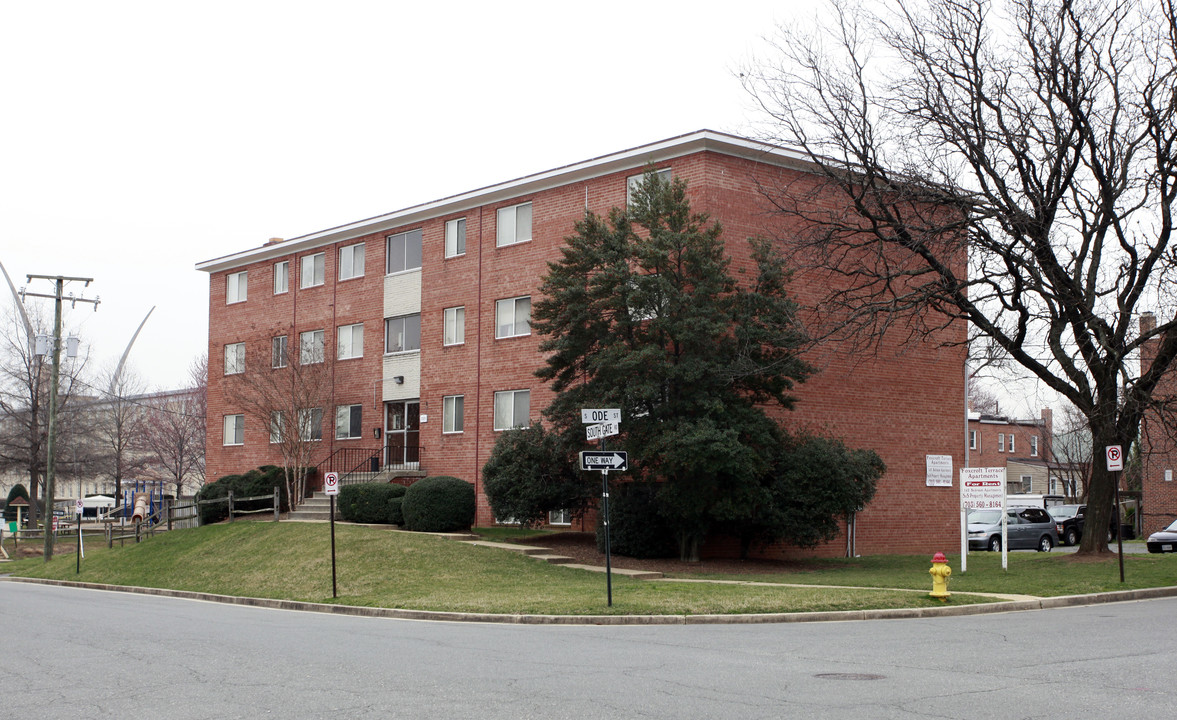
left=1106, top=445, right=1124, bottom=472
left=324, top=471, right=339, bottom=496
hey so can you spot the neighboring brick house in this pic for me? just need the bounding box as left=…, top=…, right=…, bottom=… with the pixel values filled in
left=197, top=130, right=968, bottom=556
left=967, top=409, right=1059, bottom=495
left=1139, top=312, right=1177, bottom=534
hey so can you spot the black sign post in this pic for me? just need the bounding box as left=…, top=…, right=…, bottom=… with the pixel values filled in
left=580, top=451, right=629, bottom=606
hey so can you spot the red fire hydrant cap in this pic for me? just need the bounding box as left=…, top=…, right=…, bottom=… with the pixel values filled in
left=932, top=552, right=947, bottom=564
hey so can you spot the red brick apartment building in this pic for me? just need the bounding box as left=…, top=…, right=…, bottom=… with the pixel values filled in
left=197, top=130, right=967, bottom=556
left=967, top=410, right=1058, bottom=495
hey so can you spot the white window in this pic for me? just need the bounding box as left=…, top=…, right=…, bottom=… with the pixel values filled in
left=226, top=271, right=247, bottom=304
left=385, top=314, right=421, bottom=353
left=549, top=509, right=572, bottom=526
left=337, top=323, right=364, bottom=360
left=1020, top=475, right=1033, bottom=493
left=274, top=261, right=289, bottom=294
left=300, top=253, right=325, bottom=288
left=335, top=404, right=362, bottom=440
left=272, top=336, right=288, bottom=369
left=339, top=243, right=365, bottom=280
left=495, top=296, right=531, bottom=338
left=223, top=414, right=244, bottom=446
left=300, top=330, right=325, bottom=364
left=443, top=395, right=464, bottom=433
left=224, top=342, right=245, bottom=375
left=445, top=218, right=466, bottom=258
left=386, top=229, right=423, bottom=274
left=493, top=389, right=530, bottom=430
left=627, top=168, right=672, bottom=207
left=496, top=202, right=532, bottom=247
left=444, top=306, right=465, bottom=346
left=969, top=430, right=977, bottom=451
left=269, top=411, right=284, bottom=444
left=1008, top=434, right=1015, bottom=453
left=298, top=408, right=323, bottom=441
left=1030, top=436, right=1038, bottom=457
left=998, top=434, right=1005, bottom=452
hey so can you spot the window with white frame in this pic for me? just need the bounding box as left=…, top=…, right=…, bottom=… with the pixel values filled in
left=226, top=271, right=247, bottom=304
left=386, top=229, right=423, bottom=274
left=272, top=336, right=288, bottom=369
left=1008, top=434, right=1015, bottom=453
left=300, top=330, right=325, bottom=364
left=300, top=253, right=325, bottom=288
left=493, top=389, right=530, bottom=430
left=549, top=509, right=572, bottom=526
left=339, top=243, right=365, bottom=280
left=1049, top=476, right=1058, bottom=494
left=1020, top=475, right=1033, bottom=493
left=224, top=342, right=245, bottom=375
left=445, top=218, right=466, bottom=258
left=627, top=168, right=672, bottom=207
left=443, top=395, right=464, bottom=433
left=335, top=404, right=362, bottom=440
left=274, top=261, right=289, bottom=294
left=1030, top=435, right=1038, bottom=457
left=337, top=323, right=364, bottom=360
left=998, top=434, right=1005, bottom=452
left=384, top=314, right=421, bottom=354
left=496, top=202, right=532, bottom=247
left=269, top=411, right=284, bottom=444
left=495, top=296, right=531, bottom=338
left=223, top=414, right=245, bottom=446
left=444, top=306, right=465, bottom=346
left=298, top=408, right=323, bottom=441
left=969, top=430, right=977, bottom=450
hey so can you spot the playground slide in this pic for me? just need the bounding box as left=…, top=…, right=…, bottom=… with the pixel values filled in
left=131, top=493, right=149, bottom=522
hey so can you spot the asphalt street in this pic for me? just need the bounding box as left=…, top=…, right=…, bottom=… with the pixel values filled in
left=2, top=580, right=1174, bottom=719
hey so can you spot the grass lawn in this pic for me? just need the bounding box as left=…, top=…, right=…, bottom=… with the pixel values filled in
left=2, top=522, right=1172, bottom=616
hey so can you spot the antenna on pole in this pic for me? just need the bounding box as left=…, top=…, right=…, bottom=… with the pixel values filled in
left=110, top=306, right=155, bottom=394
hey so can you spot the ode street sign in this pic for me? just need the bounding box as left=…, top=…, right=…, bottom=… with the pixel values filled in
left=580, top=451, right=628, bottom=471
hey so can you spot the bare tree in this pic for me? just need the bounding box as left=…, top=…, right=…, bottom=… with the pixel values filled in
left=743, top=0, right=1177, bottom=553
left=140, top=355, right=207, bottom=499
left=90, top=362, right=151, bottom=506
left=1049, top=402, right=1093, bottom=501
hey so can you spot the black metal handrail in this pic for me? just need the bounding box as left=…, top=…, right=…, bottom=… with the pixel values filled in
left=315, top=447, right=383, bottom=481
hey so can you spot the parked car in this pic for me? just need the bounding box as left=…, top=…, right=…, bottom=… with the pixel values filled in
left=1146, top=519, right=1177, bottom=553
left=1050, top=504, right=1086, bottom=546
left=968, top=507, right=1058, bottom=552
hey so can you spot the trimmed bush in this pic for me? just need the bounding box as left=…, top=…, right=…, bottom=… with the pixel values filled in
left=338, top=483, right=406, bottom=524
left=596, top=483, right=677, bottom=559
left=389, top=497, right=405, bottom=526
left=402, top=476, right=475, bottom=532
left=195, top=466, right=293, bottom=525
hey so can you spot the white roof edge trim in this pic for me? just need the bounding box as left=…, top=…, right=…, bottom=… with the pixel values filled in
left=196, top=130, right=811, bottom=273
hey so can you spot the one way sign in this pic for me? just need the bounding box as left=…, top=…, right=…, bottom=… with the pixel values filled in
left=580, top=451, right=628, bottom=471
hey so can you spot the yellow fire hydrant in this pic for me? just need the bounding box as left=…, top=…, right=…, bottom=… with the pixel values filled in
left=929, top=552, right=952, bottom=601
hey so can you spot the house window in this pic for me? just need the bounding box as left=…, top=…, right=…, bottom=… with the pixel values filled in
left=339, top=243, right=365, bottom=280
left=549, top=509, right=572, bottom=526
left=272, top=336, right=288, bottom=369
left=443, top=395, right=464, bottom=433
left=386, top=229, right=423, bottom=274
left=223, top=414, right=244, bottom=446
left=1030, top=436, right=1038, bottom=457
left=1008, top=434, right=1015, bottom=453
left=969, top=430, right=977, bottom=451
left=337, top=323, right=364, bottom=360
left=493, top=389, right=530, bottom=430
left=335, top=405, right=362, bottom=440
left=444, top=306, right=465, bottom=346
left=274, top=261, right=289, bottom=294
left=226, top=271, right=248, bottom=304
left=224, top=343, right=245, bottom=375
left=300, top=330, right=325, bottom=364
left=384, top=314, right=421, bottom=354
left=269, top=411, right=284, bottom=444
left=298, top=408, right=323, bottom=441
left=496, top=202, right=532, bottom=247
left=1020, top=475, right=1033, bottom=493
left=445, top=218, right=466, bottom=258
left=300, top=253, right=325, bottom=288
left=627, top=168, right=672, bottom=207
left=495, top=296, right=531, bottom=338
left=998, top=434, right=1005, bottom=452
left=1049, top=476, right=1058, bottom=494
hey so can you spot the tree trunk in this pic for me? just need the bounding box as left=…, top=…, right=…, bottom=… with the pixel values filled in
left=678, top=532, right=701, bottom=563
left=1077, top=420, right=1119, bottom=554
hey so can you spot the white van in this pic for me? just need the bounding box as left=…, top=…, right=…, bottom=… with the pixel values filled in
left=1006, top=493, right=1065, bottom=508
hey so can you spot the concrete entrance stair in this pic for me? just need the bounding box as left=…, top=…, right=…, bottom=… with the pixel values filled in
left=286, top=493, right=335, bottom=522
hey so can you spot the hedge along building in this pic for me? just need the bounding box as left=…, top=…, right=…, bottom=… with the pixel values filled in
left=197, top=130, right=967, bottom=557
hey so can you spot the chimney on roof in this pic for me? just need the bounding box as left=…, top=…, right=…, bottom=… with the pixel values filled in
left=266, top=237, right=285, bottom=245
left=1141, top=311, right=1156, bottom=334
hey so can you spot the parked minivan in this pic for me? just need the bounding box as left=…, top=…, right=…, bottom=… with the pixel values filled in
left=967, top=507, right=1058, bottom=552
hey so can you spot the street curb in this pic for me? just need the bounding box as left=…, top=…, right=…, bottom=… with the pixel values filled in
left=5, top=575, right=1177, bottom=625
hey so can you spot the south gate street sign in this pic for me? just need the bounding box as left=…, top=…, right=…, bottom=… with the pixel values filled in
left=580, top=451, right=628, bottom=471
left=586, top=421, right=619, bottom=442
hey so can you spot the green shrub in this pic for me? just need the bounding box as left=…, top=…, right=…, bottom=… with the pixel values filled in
left=338, top=483, right=406, bottom=524
left=389, top=496, right=405, bottom=526
left=402, top=476, right=475, bottom=532
left=596, top=483, right=677, bottom=558
left=196, top=466, right=293, bottom=525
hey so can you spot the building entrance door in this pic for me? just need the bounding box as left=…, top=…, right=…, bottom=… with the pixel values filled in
left=385, top=401, right=420, bottom=470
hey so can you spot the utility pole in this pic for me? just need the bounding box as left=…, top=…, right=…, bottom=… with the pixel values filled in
left=22, top=275, right=98, bottom=562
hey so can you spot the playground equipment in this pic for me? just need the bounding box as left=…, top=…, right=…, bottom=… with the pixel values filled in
left=120, top=480, right=165, bottom=523
left=130, top=493, right=149, bottom=521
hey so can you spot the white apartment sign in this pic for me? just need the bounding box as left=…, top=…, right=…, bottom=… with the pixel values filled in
left=960, top=467, right=1006, bottom=509
left=926, top=455, right=953, bottom=487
